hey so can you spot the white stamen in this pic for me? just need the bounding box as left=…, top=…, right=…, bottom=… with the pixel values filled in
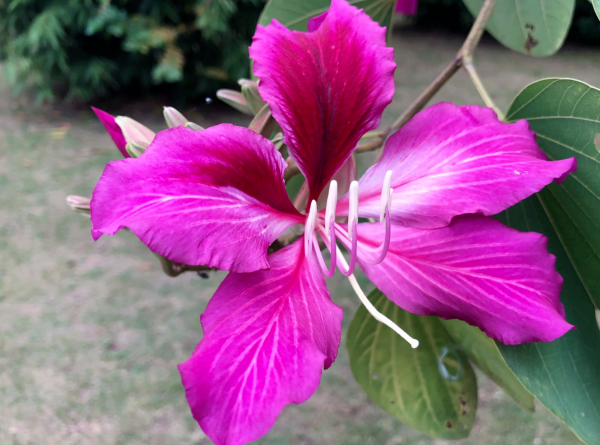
left=380, top=170, right=393, bottom=222
left=304, top=200, right=318, bottom=257
left=348, top=181, right=359, bottom=239
left=324, top=180, right=338, bottom=239
left=337, top=248, right=419, bottom=348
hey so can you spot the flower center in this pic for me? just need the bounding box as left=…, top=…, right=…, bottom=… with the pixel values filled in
left=303, top=171, right=419, bottom=349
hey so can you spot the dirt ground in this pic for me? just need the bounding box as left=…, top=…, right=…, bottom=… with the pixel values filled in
left=1, top=28, right=596, bottom=445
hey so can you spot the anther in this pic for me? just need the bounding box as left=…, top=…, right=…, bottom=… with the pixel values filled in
left=348, top=181, right=359, bottom=239
left=304, top=200, right=318, bottom=257
left=324, top=180, right=338, bottom=239
left=380, top=170, right=393, bottom=222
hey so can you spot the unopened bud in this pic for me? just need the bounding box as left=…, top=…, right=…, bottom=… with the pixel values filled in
left=66, top=195, right=91, bottom=216
left=216, top=89, right=253, bottom=115
left=125, top=140, right=149, bottom=158
left=185, top=122, right=204, bottom=131
left=239, top=79, right=266, bottom=115
left=163, top=107, right=188, bottom=128
left=115, top=116, right=156, bottom=145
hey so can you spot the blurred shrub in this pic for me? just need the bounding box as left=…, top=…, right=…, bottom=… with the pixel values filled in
left=414, top=0, right=600, bottom=46
left=0, top=0, right=264, bottom=103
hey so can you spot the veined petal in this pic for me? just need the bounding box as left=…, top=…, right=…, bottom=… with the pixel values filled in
left=178, top=239, right=343, bottom=445
left=295, top=155, right=357, bottom=211
left=91, top=107, right=128, bottom=158
left=337, top=103, right=576, bottom=229
left=356, top=215, right=573, bottom=345
left=250, top=0, right=395, bottom=202
left=91, top=124, right=302, bottom=273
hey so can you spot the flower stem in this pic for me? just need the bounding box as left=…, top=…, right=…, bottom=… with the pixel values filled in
left=462, top=57, right=504, bottom=119
left=380, top=0, right=498, bottom=145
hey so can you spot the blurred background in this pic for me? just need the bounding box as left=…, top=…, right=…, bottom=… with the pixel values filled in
left=1, top=0, right=599, bottom=444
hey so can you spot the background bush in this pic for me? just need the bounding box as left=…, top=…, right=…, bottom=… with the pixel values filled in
left=0, top=0, right=598, bottom=104
left=0, top=0, right=264, bottom=103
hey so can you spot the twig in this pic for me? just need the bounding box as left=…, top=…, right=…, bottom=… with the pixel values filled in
left=284, top=157, right=300, bottom=182
left=462, top=58, right=504, bottom=119
left=156, top=254, right=215, bottom=277
left=380, top=0, right=498, bottom=145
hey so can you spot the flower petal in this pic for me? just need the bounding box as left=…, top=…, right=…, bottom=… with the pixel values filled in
left=356, top=215, right=573, bottom=344
left=250, top=0, right=395, bottom=201
left=178, top=239, right=343, bottom=445
left=395, top=0, right=418, bottom=15
left=91, top=124, right=302, bottom=273
left=91, top=107, right=128, bottom=157
left=337, top=103, right=576, bottom=229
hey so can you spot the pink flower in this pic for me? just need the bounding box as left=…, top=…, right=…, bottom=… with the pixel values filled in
left=396, top=0, right=418, bottom=15
left=90, top=1, right=575, bottom=444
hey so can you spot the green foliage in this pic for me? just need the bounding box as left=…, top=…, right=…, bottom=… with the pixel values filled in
left=0, top=0, right=265, bottom=103
left=441, top=319, right=534, bottom=412
left=259, top=0, right=396, bottom=38
left=462, top=0, right=575, bottom=56
left=495, top=78, right=600, bottom=445
left=347, top=289, right=478, bottom=440
left=415, top=0, right=600, bottom=47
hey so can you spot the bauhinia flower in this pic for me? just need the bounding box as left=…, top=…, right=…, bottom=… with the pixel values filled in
left=89, top=1, right=576, bottom=444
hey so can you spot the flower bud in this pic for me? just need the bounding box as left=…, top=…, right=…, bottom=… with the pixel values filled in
left=163, top=107, right=189, bottom=128
left=115, top=116, right=156, bottom=145
left=185, top=122, right=205, bottom=131
left=125, top=140, right=150, bottom=158
left=66, top=195, right=91, bottom=216
left=239, top=79, right=266, bottom=115
left=216, top=89, right=253, bottom=115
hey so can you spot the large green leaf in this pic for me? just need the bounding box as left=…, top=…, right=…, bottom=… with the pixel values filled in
left=506, top=79, right=600, bottom=309
left=494, top=78, right=600, bottom=445
left=593, top=0, right=600, bottom=20
left=462, top=0, right=575, bottom=56
left=258, top=0, right=396, bottom=39
left=441, top=319, right=534, bottom=412
left=347, top=289, right=478, bottom=439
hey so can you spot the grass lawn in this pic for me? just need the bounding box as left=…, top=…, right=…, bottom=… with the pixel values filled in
left=1, top=29, right=597, bottom=445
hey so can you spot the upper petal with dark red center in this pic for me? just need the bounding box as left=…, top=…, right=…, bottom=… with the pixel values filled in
left=250, top=0, right=396, bottom=202
left=336, top=103, right=576, bottom=229
left=356, top=215, right=573, bottom=345
left=91, top=124, right=302, bottom=273
left=179, top=239, right=343, bottom=445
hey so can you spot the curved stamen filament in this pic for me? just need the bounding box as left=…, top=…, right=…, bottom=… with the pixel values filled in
left=336, top=218, right=358, bottom=277
left=337, top=247, right=419, bottom=349
left=348, top=181, right=359, bottom=240
left=312, top=217, right=337, bottom=277
left=334, top=205, right=391, bottom=265
left=324, top=180, right=337, bottom=239
left=304, top=200, right=318, bottom=257
left=380, top=170, right=393, bottom=222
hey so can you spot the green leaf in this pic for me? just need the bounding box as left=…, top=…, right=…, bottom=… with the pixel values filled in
left=347, top=289, right=478, bottom=439
left=441, top=319, right=534, bottom=412
left=494, top=78, right=600, bottom=445
left=592, top=0, right=600, bottom=20
left=462, top=0, right=575, bottom=56
left=506, top=79, right=600, bottom=309
left=258, top=0, right=396, bottom=39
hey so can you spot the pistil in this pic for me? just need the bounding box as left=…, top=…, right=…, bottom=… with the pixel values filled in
left=301, top=171, right=418, bottom=348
